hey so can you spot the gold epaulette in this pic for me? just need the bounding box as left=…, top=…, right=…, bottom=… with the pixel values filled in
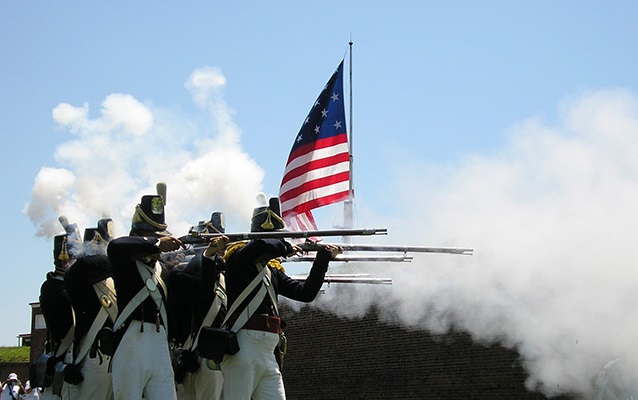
left=223, top=241, right=285, bottom=272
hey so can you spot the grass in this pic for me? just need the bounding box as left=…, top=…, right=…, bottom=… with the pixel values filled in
left=0, top=347, right=30, bottom=362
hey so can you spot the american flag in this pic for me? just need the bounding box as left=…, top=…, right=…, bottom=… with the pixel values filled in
left=279, top=61, right=350, bottom=230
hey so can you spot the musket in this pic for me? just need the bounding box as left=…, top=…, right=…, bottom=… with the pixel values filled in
left=290, top=274, right=393, bottom=285
left=285, top=255, right=413, bottom=263
left=299, top=242, right=473, bottom=256
left=178, top=228, right=387, bottom=246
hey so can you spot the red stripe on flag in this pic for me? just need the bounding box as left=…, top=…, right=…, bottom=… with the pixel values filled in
left=281, top=152, right=350, bottom=186
left=285, top=134, right=348, bottom=166
left=282, top=190, right=350, bottom=217
left=280, top=171, right=350, bottom=203
left=283, top=211, right=319, bottom=231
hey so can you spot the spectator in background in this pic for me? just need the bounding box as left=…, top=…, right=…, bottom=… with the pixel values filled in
left=23, top=380, right=42, bottom=400
left=1, top=373, right=25, bottom=400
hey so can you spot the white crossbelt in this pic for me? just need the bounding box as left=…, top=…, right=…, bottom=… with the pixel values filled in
left=72, top=278, right=118, bottom=365
left=185, top=274, right=226, bottom=351
left=113, top=261, right=168, bottom=335
left=224, top=263, right=278, bottom=333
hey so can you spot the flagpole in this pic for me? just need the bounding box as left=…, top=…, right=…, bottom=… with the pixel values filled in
left=343, top=41, right=355, bottom=240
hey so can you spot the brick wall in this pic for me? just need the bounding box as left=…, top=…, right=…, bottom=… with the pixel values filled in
left=0, top=362, right=30, bottom=386
left=29, top=303, right=46, bottom=363
left=23, top=301, right=581, bottom=398
left=0, top=303, right=43, bottom=388
left=279, top=303, right=576, bottom=400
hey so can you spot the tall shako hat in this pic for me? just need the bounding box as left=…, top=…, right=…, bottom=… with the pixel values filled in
left=193, top=211, right=226, bottom=234
left=84, top=218, right=114, bottom=243
left=54, top=216, right=82, bottom=273
left=83, top=228, right=99, bottom=243
left=130, top=182, right=171, bottom=236
left=210, top=212, right=225, bottom=233
left=81, top=218, right=113, bottom=256
left=58, top=215, right=82, bottom=242
left=251, top=197, right=285, bottom=232
left=96, top=218, right=114, bottom=241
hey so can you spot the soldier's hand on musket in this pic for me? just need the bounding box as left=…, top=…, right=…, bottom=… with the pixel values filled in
left=287, top=244, right=304, bottom=257
left=204, top=235, right=229, bottom=257
left=316, top=243, right=343, bottom=259
left=157, top=236, right=185, bottom=252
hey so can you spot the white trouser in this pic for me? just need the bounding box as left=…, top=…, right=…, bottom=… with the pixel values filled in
left=111, top=320, right=176, bottom=400
left=177, top=358, right=223, bottom=400
left=220, top=329, right=285, bottom=400
left=41, top=386, right=62, bottom=399
left=64, top=353, right=113, bottom=400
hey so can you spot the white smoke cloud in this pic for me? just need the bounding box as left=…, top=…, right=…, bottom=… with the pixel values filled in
left=24, top=66, right=264, bottom=240
left=23, top=167, right=76, bottom=237
left=25, top=63, right=638, bottom=398
left=52, top=94, right=153, bottom=137
left=312, top=88, right=638, bottom=398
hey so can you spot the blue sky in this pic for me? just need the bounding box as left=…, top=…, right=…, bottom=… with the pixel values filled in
left=3, top=2, right=638, bottom=397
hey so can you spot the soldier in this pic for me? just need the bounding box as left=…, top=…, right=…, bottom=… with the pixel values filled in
left=220, top=197, right=342, bottom=400
left=38, top=231, right=79, bottom=400
left=107, top=193, right=184, bottom=400
left=171, top=212, right=229, bottom=400
left=63, top=219, right=117, bottom=400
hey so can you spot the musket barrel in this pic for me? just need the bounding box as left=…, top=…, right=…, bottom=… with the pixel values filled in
left=286, top=255, right=413, bottom=263
left=299, top=243, right=473, bottom=255
left=291, top=274, right=393, bottom=285
left=321, top=277, right=392, bottom=285
left=179, top=228, right=387, bottom=245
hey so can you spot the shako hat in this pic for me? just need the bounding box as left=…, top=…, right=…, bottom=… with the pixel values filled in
left=83, top=228, right=99, bottom=243
left=54, top=234, right=70, bottom=262
left=53, top=234, right=76, bottom=273
left=81, top=227, right=107, bottom=256
left=58, top=215, right=82, bottom=242
left=210, top=212, right=225, bottom=233
left=251, top=197, right=285, bottom=232
left=96, top=218, right=114, bottom=241
left=192, top=211, right=226, bottom=235
left=130, top=194, right=171, bottom=236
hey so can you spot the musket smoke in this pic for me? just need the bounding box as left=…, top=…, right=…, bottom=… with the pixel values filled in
left=310, top=88, right=638, bottom=399
left=23, top=67, right=265, bottom=240
left=23, top=65, right=638, bottom=399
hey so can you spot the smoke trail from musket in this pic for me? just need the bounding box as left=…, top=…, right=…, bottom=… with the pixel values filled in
left=312, top=88, right=638, bottom=398
left=23, top=66, right=264, bottom=239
